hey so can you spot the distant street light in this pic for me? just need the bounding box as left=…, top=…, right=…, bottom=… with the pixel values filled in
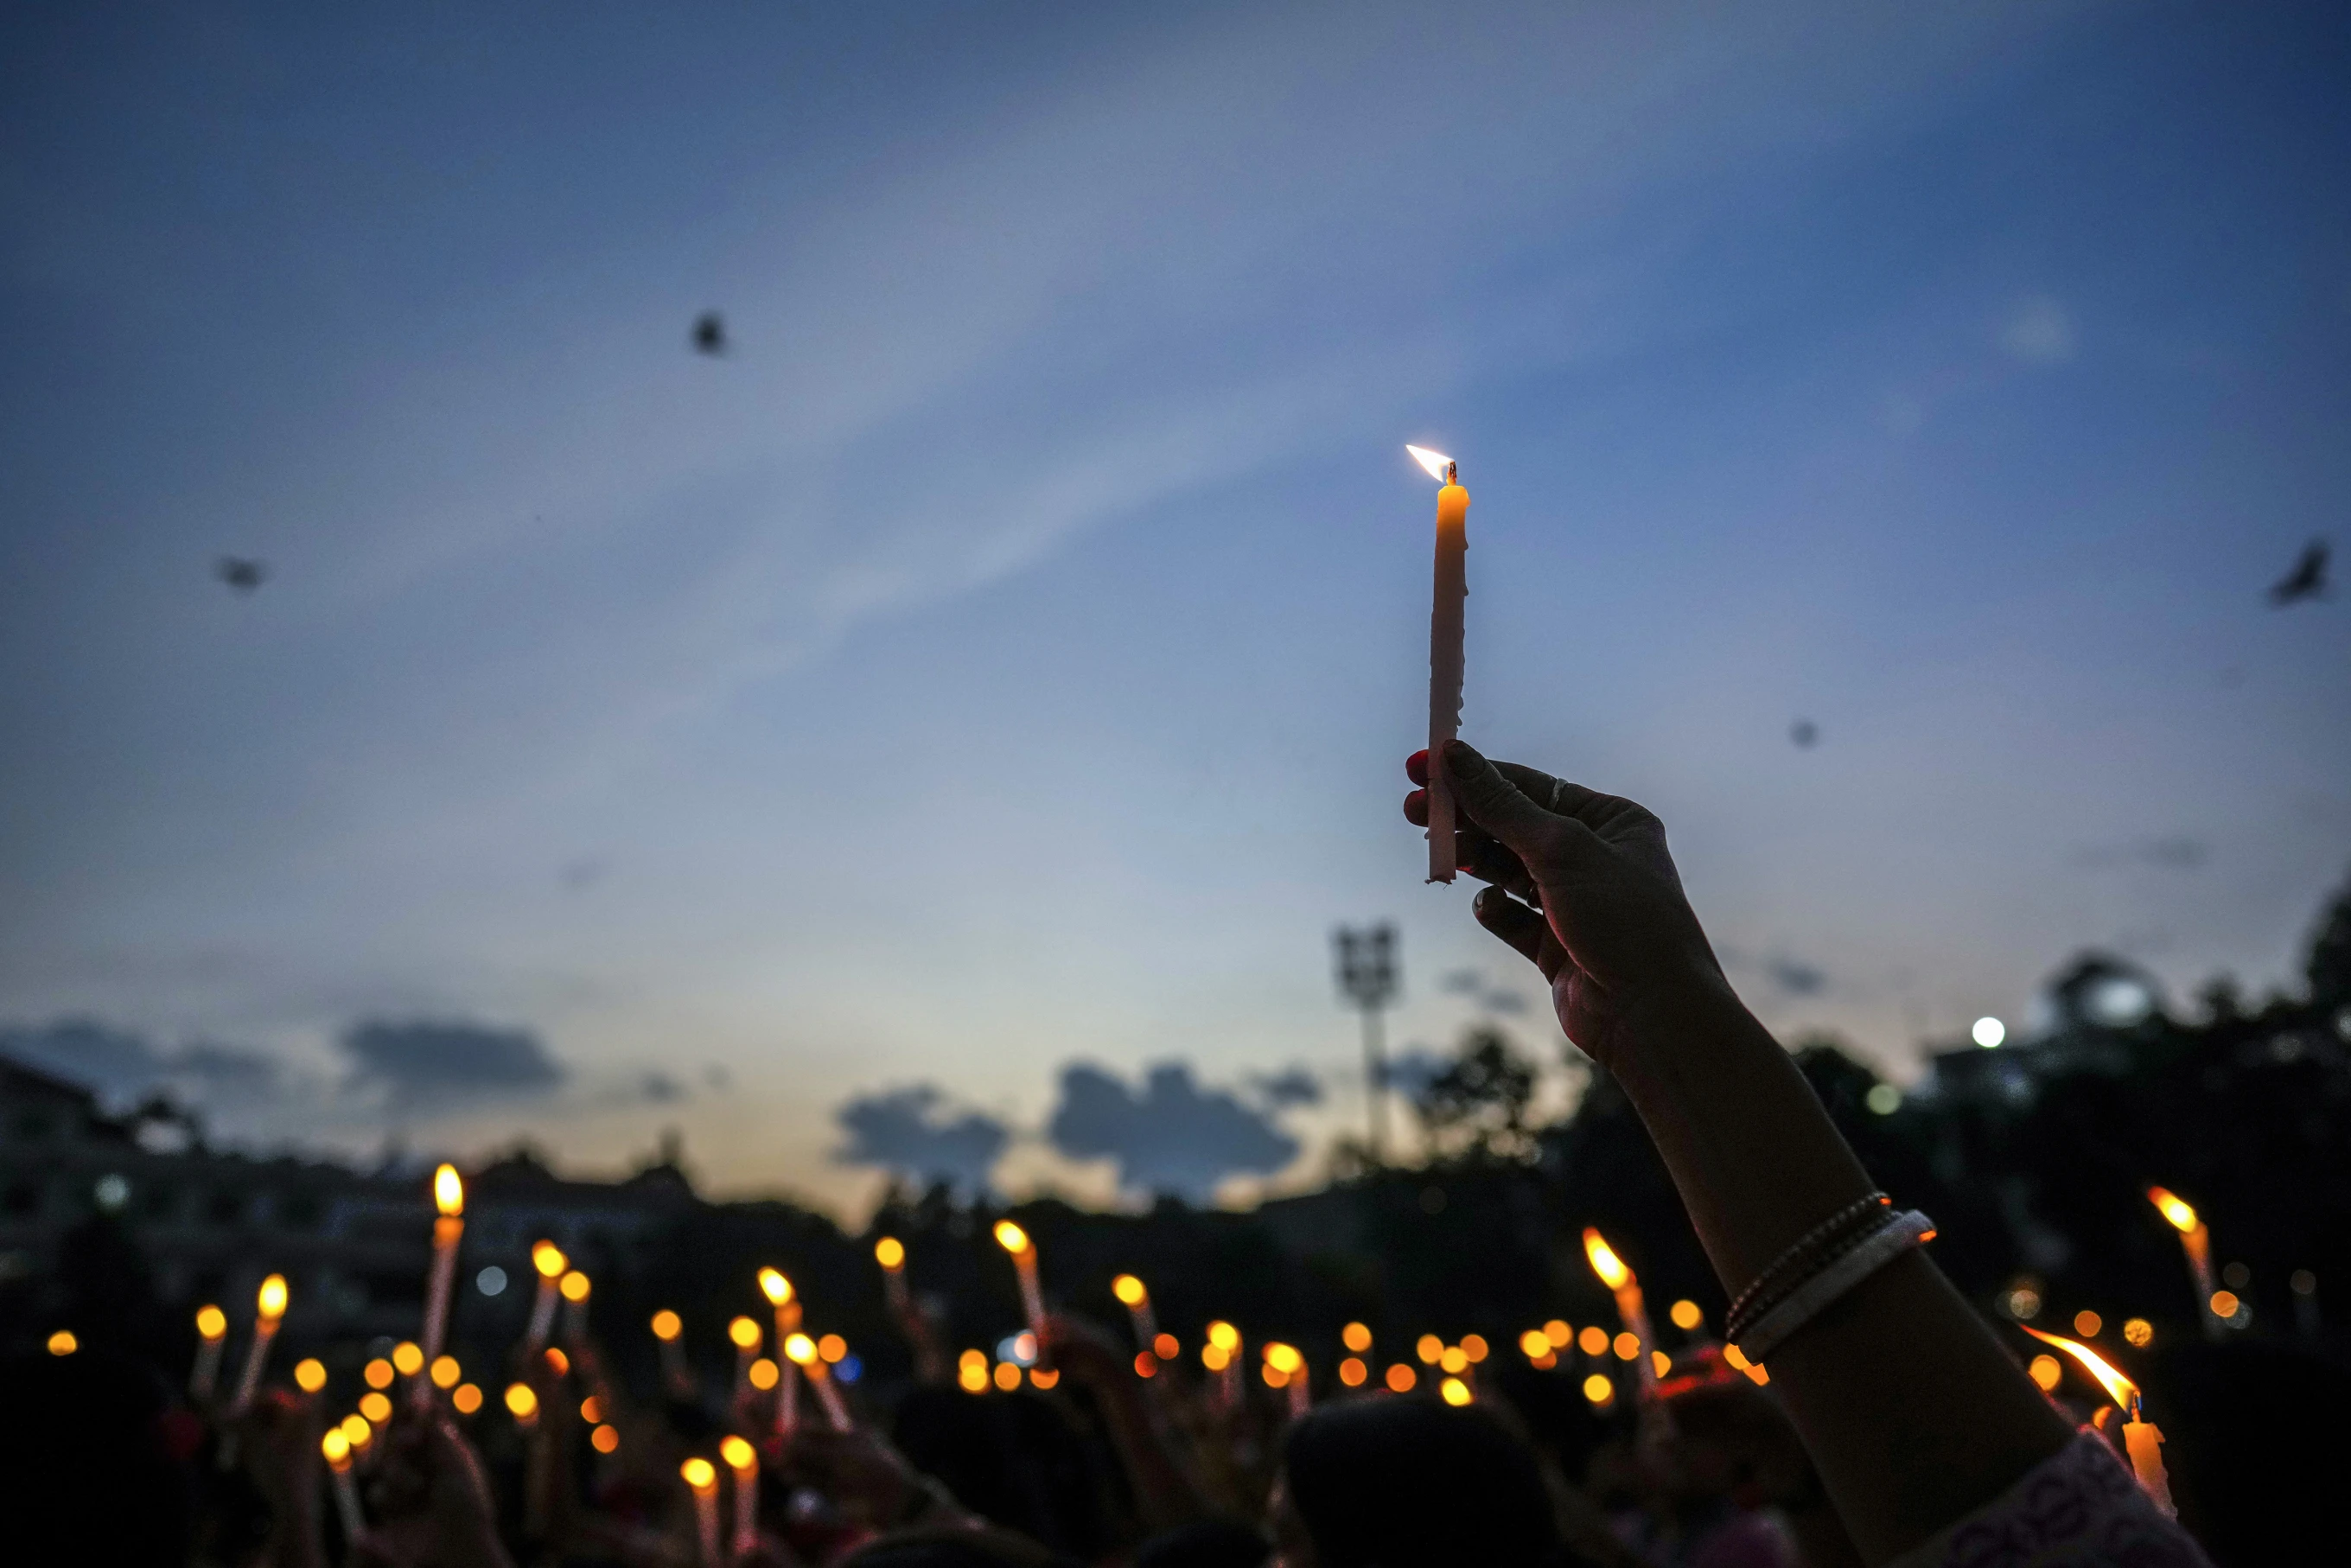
left=1334, top=924, right=1401, bottom=1163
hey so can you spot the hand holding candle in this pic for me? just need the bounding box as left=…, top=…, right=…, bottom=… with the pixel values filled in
left=1408, top=444, right=1470, bottom=884
left=2022, top=1326, right=2176, bottom=1516
left=1111, top=1273, right=1160, bottom=1352
left=786, top=1332, right=854, bottom=1430
left=2146, top=1187, right=2222, bottom=1341
left=759, top=1268, right=801, bottom=1437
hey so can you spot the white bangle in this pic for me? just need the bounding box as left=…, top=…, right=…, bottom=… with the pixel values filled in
left=1731, top=1209, right=1936, bottom=1364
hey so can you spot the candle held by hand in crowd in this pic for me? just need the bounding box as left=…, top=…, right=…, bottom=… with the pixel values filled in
left=524, top=1241, right=567, bottom=1356
left=1111, top=1274, right=1161, bottom=1351
left=2022, top=1326, right=2176, bottom=1515
left=759, top=1268, right=801, bottom=1437
left=322, top=1429, right=366, bottom=1546
left=559, top=1270, right=591, bottom=1345
left=994, top=1221, right=1048, bottom=1348
left=191, top=1303, right=228, bottom=1400
left=1409, top=444, right=1470, bottom=883
left=419, top=1166, right=464, bottom=1366
left=231, top=1273, right=289, bottom=1415
left=651, top=1310, right=695, bottom=1398
left=682, top=1457, right=721, bottom=1567
left=720, top=1435, right=759, bottom=1558
left=1584, top=1230, right=1660, bottom=1401
left=874, top=1238, right=910, bottom=1319
left=2146, top=1187, right=2221, bottom=1341
left=787, top=1333, right=854, bottom=1430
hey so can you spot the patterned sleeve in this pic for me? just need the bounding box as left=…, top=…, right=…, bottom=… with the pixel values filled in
left=1885, top=1433, right=2214, bottom=1568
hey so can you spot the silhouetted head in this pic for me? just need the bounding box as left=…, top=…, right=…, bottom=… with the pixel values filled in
left=1137, top=1516, right=1271, bottom=1568
left=1275, top=1398, right=1563, bottom=1568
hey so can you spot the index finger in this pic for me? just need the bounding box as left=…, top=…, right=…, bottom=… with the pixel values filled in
left=1489, top=758, right=1604, bottom=820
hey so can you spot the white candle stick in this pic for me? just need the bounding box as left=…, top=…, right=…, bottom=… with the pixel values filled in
left=721, top=1436, right=760, bottom=1558
left=651, top=1309, right=696, bottom=1398
left=875, top=1239, right=911, bottom=1321
left=230, top=1274, right=288, bottom=1415
left=1111, top=1275, right=1160, bottom=1351
left=524, top=1240, right=567, bottom=1359
left=419, top=1166, right=465, bottom=1369
left=2023, top=1327, right=2176, bottom=1515
left=322, top=1430, right=366, bottom=1546
left=190, top=1304, right=227, bottom=1401
left=994, top=1221, right=1048, bottom=1349
left=1408, top=445, right=1470, bottom=883
left=787, top=1335, right=854, bottom=1431
left=560, top=1270, right=591, bottom=1346
left=682, top=1459, right=721, bottom=1567
left=2147, top=1188, right=2222, bottom=1341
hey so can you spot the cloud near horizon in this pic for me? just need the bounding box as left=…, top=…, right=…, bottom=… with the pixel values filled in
left=831, top=1085, right=1012, bottom=1195
left=1046, top=1060, right=1302, bottom=1203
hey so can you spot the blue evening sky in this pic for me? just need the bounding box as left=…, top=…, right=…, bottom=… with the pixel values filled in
left=3, top=2, right=2346, bottom=1210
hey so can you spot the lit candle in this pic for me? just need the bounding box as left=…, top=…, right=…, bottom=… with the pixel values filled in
left=728, top=1315, right=763, bottom=1405
left=2023, top=1326, right=2176, bottom=1515
left=994, top=1221, right=1048, bottom=1347
left=524, top=1241, right=568, bottom=1358
left=1205, top=1321, right=1243, bottom=1411
left=420, top=1165, right=464, bottom=1366
left=559, top=1270, right=591, bottom=1346
left=504, top=1381, right=539, bottom=1428
left=392, top=1340, right=426, bottom=1410
left=1583, top=1229, right=1659, bottom=1401
left=874, top=1238, right=910, bottom=1320
left=786, top=1333, right=854, bottom=1430
left=1264, top=1342, right=1310, bottom=1418
left=758, top=1269, right=801, bottom=1439
left=1408, top=443, right=1470, bottom=884
left=651, top=1309, right=695, bottom=1398
left=2146, top=1188, right=2221, bottom=1341
left=231, top=1273, right=289, bottom=1415
left=720, top=1434, right=759, bottom=1558
left=322, top=1429, right=366, bottom=1546
left=1111, top=1274, right=1160, bottom=1351
left=681, top=1457, right=721, bottom=1567
left=190, top=1303, right=228, bottom=1401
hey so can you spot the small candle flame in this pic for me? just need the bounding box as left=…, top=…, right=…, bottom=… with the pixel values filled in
left=680, top=1456, right=717, bottom=1492
left=874, top=1238, right=905, bottom=1271
left=257, top=1273, right=289, bottom=1321
left=322, top=1429, right=351, bottom=1468
left=532, top=1240, right=568, bottom=1278
left=2145, top=1187, right=2199, bottom=1234
left=560, top=1270, right=591, bottom=1303
left=651, top=1309, right=682, bottom=1342
left=196, top=1304, right=227, bottom=1342
left=434, top=1163, right=464, bottom=1217
left=785, top=1331, right=819, bottom=1366
left=1112, top=1273, right=1148, bottom=1307
left=720, top=1434, right=756, bottom=1472
left=2022, top=1325, right=2140, bottom=1408
left=1583, top=1228, right=1632, bottom=1290
left=759, top=1266, right=793, bottom=1305
left=728, top=1316, right=762, bottom=1350
left=994, top=1220, right=1030, bottom=1255
left=1405, top=444, right=1455, bottom=482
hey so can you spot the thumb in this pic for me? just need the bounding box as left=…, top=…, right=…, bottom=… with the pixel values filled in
left=1443, top=741, right=1570, bottom=857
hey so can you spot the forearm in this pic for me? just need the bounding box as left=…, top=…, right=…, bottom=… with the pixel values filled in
left=1609, top=984, right=2069, bottom=1564
left=1096, top=1382, right=1212, bottom=1532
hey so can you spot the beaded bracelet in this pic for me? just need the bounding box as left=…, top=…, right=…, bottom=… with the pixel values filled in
left=1723, top=1192, right=1890, bottom=1336
left=1730, top=1209, right=1937, bottom=1363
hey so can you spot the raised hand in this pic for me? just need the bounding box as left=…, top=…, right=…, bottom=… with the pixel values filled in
left=1405, top=741, right=1729, bottom=1064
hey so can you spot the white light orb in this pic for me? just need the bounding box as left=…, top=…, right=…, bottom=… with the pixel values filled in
left=1972, top=1017, right=2006, bottom=1049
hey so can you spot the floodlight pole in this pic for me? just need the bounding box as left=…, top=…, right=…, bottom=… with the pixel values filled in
left=1334, top=924, right=1400, bottom=1164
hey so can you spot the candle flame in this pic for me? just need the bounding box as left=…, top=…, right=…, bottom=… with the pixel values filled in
left=651, top=1309, right=682, bottom=1342
left=196, top=1304, right=227, bottom=1341
left=874, top=1237, right=905, bottom=1271
left=720, top=1434, right=756, bottom=1471
left=758, top=1266, right=793, bottom=1305
left=560, top=1270, right=591, bottom=1302
left=728, top=1316, right=762, bottom=1350
left=681, top=1456, right=717, bottom=1492
left=2145, top=1187, right=2199, bottom=1233
left=1583, top=1228, right=1632, bottom=1290
left=993, top=1220, right=1030, bottom=1255
left=257, top=1273, right=289, bottom=1321
left=322, top=1429, right=351, bottom=1468
left=505, top=1383, right=538, bottom=1419
left=1112, top=1273, right=1148, bottom=1307
left=434, top=1163, right=464, bottom=1217
left=2022, top=1325, right=2139, bottom=1408
left=1405, top=444, right=1454, bottom=482
left=785, top=1331, right=818, bottom=1366
left=532, top=1240, right=568, bottom=1278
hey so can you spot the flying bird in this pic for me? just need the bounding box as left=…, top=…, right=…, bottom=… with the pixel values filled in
left=691, top=311, right=728, bottom=356
left=2267, top=540, right=2329, bottom=606
left=1790, top=719, right=1819, bottom=748
left=214, top=557, right=268, bottom=593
